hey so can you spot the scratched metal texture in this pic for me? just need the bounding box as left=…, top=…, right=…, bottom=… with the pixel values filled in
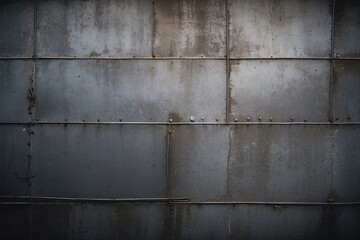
left=229, top=0, right=332, bottom=58
left=0, top=60, right=33, bottom=122
left=35, top=60, right=226, bottom=122
left=153, top=0, right=226, bottom=57
left=333, top=0, right=360, bottom=58
left=333, top=60, right=360, bottom=122
left=36, top=0, right=153, bottom=57
left=229, top=60, right=330, bottom=122
left=31, top=125, right=167, bottom=198
left=0, top=0, right=34, bottom=57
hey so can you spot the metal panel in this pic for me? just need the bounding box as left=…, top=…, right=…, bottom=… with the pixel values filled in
left=334, top=0, right=360, bottom=58
left=35, top=60, right=226, bottom=122
left=0, top=0, right=34, bottom=57
left=228, top=125, right=332, bottom=202
left=229, top=0, right=332, bottom=58
left=0, top=205, right=31, bottom=240
left=31, top=125, right=167, bottom=198
left=153, top=0, right=226, bottom=57
left=230, top=60, right=330, bottom=122
left=333, top=126, right=360, bottom=201
left=36, top=0, right=153, bottom=57
left=32, top=203, right=167, bottom=240
left=170, top=204, right=360, bottom=240
left=0, top=125, right=30, bottom=196
left=0, top=60, right=32, bottom=122
left=170, top=126, right=229, bottom=201
left=333, top=60, right=360, bottom=122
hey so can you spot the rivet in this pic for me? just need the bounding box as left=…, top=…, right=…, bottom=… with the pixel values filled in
left=246, top=117, right=250, bottom=121
left=190, top=116, right=195, bottom=122
left=201, top=117, right=204, bottom=121
left=97, top=118, right=100, bottom=122
left=327, top=198, right=334, bottom=203
left=347, top=116, right=351, bottom=120
left=119, top=118, right=122, bottom=122
left=269, top=117, right=272, bottom=121
left=215, top=118, right=219, bottom=122
left=304, top=119, right=307, bottom=122
left=64, top=118, right=68, bottom=122
left=234, top=118, right=238, bottom=122
left=290, top=116, right=294, bottom=121
left=258, top=116, right=262, bottom=121
left=169, top=118, right=173, bottom=123
left=35, top=117, right=39, bottom=121
left=168, top=130, right=172, bottom=134
left=82, top=119, right=86, bottom=122
left=335, top=117, right=339, bottom=121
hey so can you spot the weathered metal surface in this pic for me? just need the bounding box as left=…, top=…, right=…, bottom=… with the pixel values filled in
left=0, top=205, right=31, bottom=240
left=333, top=60, right=360, bottom=122
left=0, top=0, right=34, bottom=57
left=31, top=125, right=167, bottom=198
left=229, top=125, right=332, bottom=202
left=169, top=126, right=229, bottom=201
left=170, top=204, right=360, bottom=240
left=230, top=60, right=330, bottom=122
left=334, top=0, right=360, bottom=58
left=32, top=203, right=167, bottom=240
left=333, top=126, right=360, bottom=201
left=36, top=0, right=153, bottom=57
left=35, top=60, right=226, bottom=122
left=153, top=0, right=226, bottom=57
left=0, top=60, right=32, bottom=122
left=229, top=0, right=332, bottom=58
left=0, top=125, right=30, bottom=196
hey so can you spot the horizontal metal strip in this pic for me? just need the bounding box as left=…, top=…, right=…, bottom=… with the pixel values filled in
left=0, top=57, right=359, bottom=61
left=172, top=201, right=360, bottom=206
left=1, top=121, right=360, bottom=125
left=0, top=196, right=189, bottom=203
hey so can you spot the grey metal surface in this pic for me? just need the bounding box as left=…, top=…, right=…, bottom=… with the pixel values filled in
left=35, top=60, right=226, bottom=122
left=170, top=204, right=360, bottom=240
left=169, top=126, right=229, bottom=201
left=333, top=60, right=360, bottom=122
left=0, top=60, right=32, bottom=122
left=334, top=0, right=360, bottom=58
left=153, top=0, right=226, bottom=57
left=230, top=60, right=330, bottom=122
left=229, top=125, right=332, bottom=202
left=333, top=126, right=360, bottom=201
left=36, top=0, right=153, bottom=58
left=229, top=0, right=332, bottom=58
left=0, top=125, right=30, bottom=196
left=32, top=203, right=167, bottom=240
left=0, top=0, right=34, bottom=57
left=31, top=125, right=167, bottom=198
left=0, top=205, right=31, bottom=240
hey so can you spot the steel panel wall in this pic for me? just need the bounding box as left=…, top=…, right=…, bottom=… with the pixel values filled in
left=31, top=125, right=167, bottom=198
left=1, top=0, right=360, bottom=239
left=36, top=0, right=153, bottom=57
left=0, top=60, right=33, bottom=122
left=35, top=60, right=226, bottom=122
left=229, top=0, right=332, bottom=58
left=230, top=60, right=330, bottom=122
left=0, top=0, right=34, bottom=57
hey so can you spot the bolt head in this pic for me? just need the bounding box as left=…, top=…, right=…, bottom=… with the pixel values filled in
left=258, top=116, right=262, bottom=121
left=290, top=116, right=294, bottom=121
left=190, top=116, right=195, bottom=122
left=169, top=118, right=173, bottom=122
left=234, top=118, right=238, bottom=122
left=269, top=117, right=272, bottom=121
left=246, top=117, right=250, bottom=121
left=201, top=117, right=204, bottom=120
